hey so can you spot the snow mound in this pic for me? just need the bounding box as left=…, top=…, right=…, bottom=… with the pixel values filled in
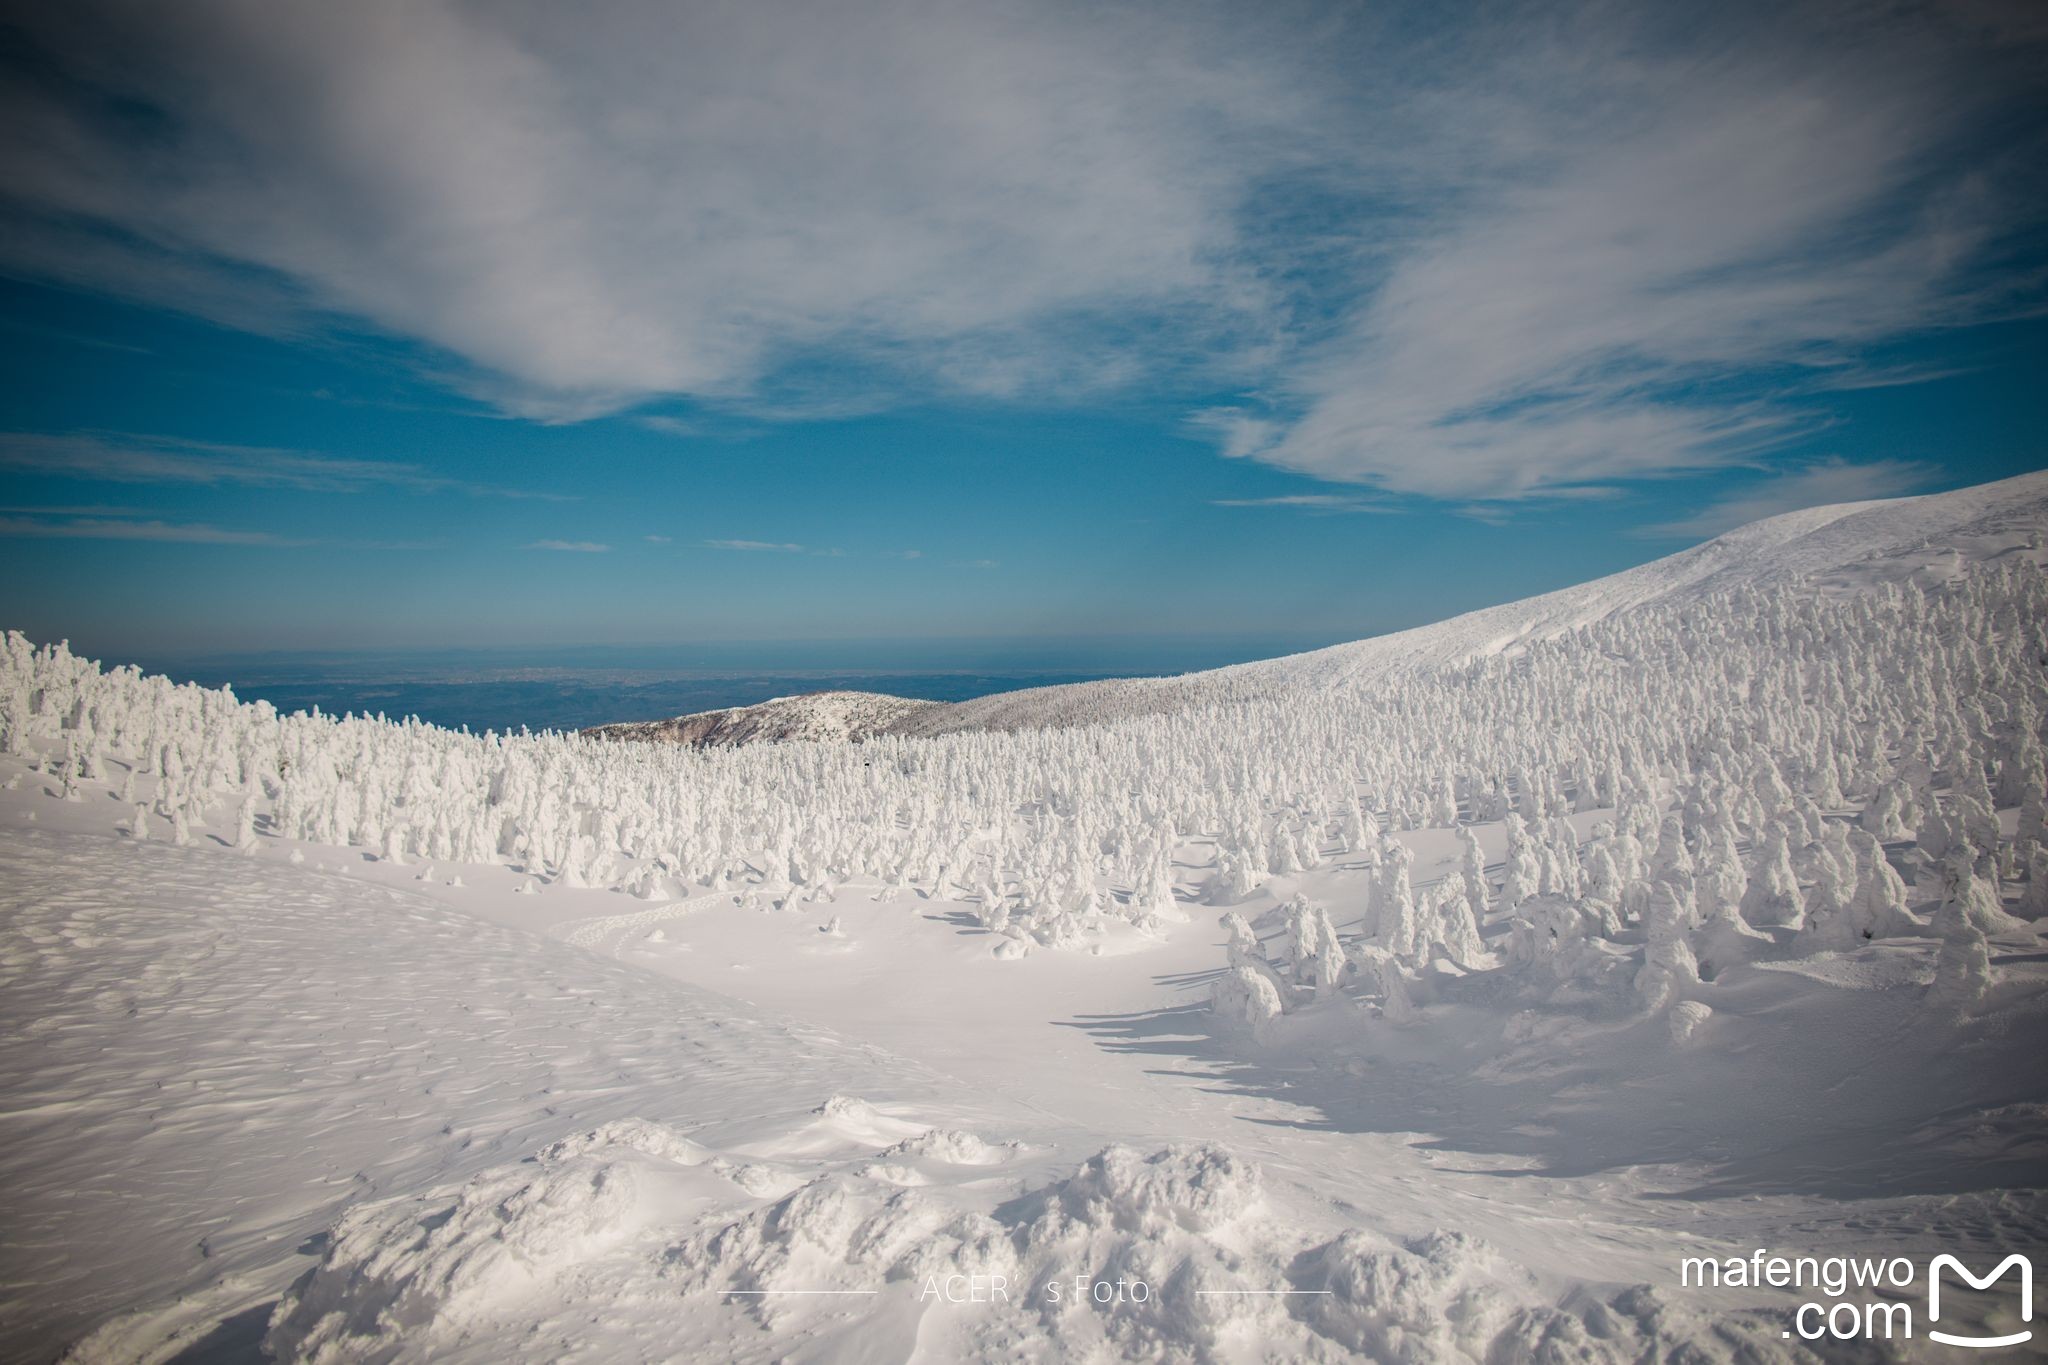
left=812, top=1093, right=929, bottom=1144
left=241, top=1120, right=1808, bottom=1363
left=881, top=1127, right=1017, bottom=1166
left=1045, top=1142, right=1261, bottom=1235
left=538, top=1117, right=712, bottom=1167
left=268, top=1147, right=668, bottom=1359
left=1297, top=1229, right=1530, bottom=1360
left=1489, top=1285, right=1797, bottom=1365
left=264, top=1135, right=1277, bottom=1360
left=667, top=1171, right=1010, bottom=1305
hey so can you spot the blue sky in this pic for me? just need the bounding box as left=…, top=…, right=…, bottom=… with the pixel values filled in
left=1, top=0, right=2044, bottom=667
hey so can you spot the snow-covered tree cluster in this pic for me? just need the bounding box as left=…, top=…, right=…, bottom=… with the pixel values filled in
left=3, top=558, right=2044, bottom=1005
left=1207, top=562, right=2048, bottom=1029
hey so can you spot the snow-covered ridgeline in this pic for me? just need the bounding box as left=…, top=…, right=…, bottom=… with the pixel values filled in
left=584, top=689, right=942, bottom=746
left=3, top=556, right=2043, bottom=976
left=896, top=469, right=2048, bottom=735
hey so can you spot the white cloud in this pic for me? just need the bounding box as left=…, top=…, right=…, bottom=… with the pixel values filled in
left=0, top=515, right=301, bottom=545
left=1214, top=12, right=2045, bottom=500
left=0, top=431, right=566, bottom=499
left=526, top=539, right=609, bottom=552
left=0, top=502, right=153, bottom=516
left=0, top=507, right=441, bottom=548
left=1187, top=408, right=1282, bottom=461
left=1633, top=458, right=1935, bottom=539
left=703, top=539, right=806, bottom=553
left=1210, top=494, right=1397, bottom=514
left=0, top=1, right=1299, bottom=416
left=643, top=534, right=672, bottom=543
left=0, top=2, right=2038, bottom=497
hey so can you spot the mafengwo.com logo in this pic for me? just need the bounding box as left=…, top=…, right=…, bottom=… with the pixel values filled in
left=1681, top=1250, right=2035, bottom=1347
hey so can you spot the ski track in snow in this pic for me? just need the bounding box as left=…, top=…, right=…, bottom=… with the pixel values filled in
left=555, top=896, right=712, bottom=949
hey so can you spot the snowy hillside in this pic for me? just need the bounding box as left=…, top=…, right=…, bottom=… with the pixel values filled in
left=3, top=470, right=2047, bottom=1361
left=577, top=474, right=2048, bottom=751
left=898, top=469, right=2048, bottom=735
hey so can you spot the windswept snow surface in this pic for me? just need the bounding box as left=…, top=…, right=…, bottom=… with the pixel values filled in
left=4, top=471, right=2048, bottom=1362
left=0, top=825, right=983, bottom=1362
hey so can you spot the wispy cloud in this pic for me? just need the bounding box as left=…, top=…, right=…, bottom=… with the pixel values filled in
left=699, top=539, right=914, bottom=558
left=0, top=506, right=444, bottom=548
left=643, top=533, right=673, bottom=543
left=0, top=2, right=1294, bottom=418
left=0, top=2, right=2038, bottom=500
left=1203, top=10, right=2047, bottom=500
left=703, top=539, right=806, bottom=553
left=1187, top=409, right=1281, bottom=461
left=527, top=539, right=610, bottom=552
left=1210, top=494, right=1398, bottom=515
left=0, top=515, right=303, bottom=545
left=0, top=431, right=569, bottom=500
left=1633, top=458, right=1934, bottom=540
left=0, top=502, right=154, bottom=517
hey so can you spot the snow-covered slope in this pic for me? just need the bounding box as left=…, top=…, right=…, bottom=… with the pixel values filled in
left=893, top=469, right=2048, bottom=735
left=587, top=473, right=2048, bottom=747
left=0, top=826, right=961, bottom=1362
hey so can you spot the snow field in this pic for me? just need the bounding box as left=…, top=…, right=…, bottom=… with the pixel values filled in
left=0, top=828, right=958, bottom=1362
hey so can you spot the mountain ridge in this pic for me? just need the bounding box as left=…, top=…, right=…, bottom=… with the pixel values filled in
left=582, top=689, right=940, bottom=746
left=585, top=469, right=2048, bottom=747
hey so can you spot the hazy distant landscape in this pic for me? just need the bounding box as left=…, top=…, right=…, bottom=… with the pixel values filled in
left=124, top=638, right=1321, bottom=733
left=126, top=659, right=1131, bottom=735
